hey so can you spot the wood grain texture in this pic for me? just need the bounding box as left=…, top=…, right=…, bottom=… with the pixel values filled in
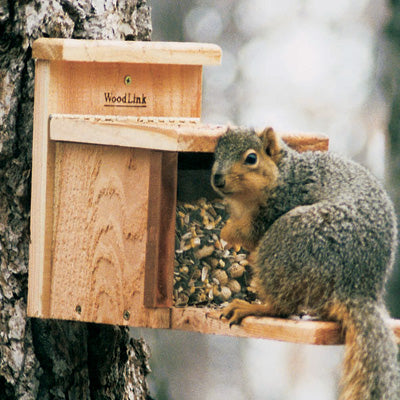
left=171, top=307, right=400, bottom=345
left=29, top=54, right=198, bottom=326
left=49, top=61, right=203, bottom=118
left=49, top=114, right=330, bottom=153
left=51, top=142, right=169, bottom=327
left=33, top=38, right=222, bottom=65
left=45, top=60, right=199, bottom=320
left=28, top=60, right=54, bottom=318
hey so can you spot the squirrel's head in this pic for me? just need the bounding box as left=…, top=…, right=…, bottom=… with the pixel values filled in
left=211, top=127, right=282, bottom=200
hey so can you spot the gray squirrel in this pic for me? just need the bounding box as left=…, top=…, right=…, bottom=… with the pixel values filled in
left=211, top=126, right=400, bottom=400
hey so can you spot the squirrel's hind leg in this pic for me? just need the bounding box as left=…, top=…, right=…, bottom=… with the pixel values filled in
left=220, top=299, right=274, bottom=326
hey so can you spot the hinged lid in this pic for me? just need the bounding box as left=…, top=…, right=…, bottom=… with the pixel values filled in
left=32, top=38, right=222, bottom=65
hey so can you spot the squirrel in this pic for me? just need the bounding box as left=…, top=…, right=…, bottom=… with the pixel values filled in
left=211, top=126, right=400, bottom=400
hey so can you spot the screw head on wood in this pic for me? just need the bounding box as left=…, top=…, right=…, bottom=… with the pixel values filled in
left=124, top=75, right=132, bottom=85
left=123, top=310, right=130, bottom=321
left=75, top=305, right=82, bottom=314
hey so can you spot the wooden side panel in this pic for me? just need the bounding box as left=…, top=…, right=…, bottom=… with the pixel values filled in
left=50, top=143, right=169, bottom=327
left=28, top=60, right=54, bottom=318
left=49, top=61, right=202, bottom=118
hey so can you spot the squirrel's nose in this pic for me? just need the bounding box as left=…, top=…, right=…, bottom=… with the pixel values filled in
left=213, top=173, right=225, bottom=189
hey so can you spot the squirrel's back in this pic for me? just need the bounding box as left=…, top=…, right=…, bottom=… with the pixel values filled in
left=269, top=147, right=397, bottom=300
left=212, top=127, right=400, bottom=400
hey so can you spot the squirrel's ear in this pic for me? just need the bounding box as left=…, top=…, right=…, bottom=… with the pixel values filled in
left=259, top=127, right=281, bottom=160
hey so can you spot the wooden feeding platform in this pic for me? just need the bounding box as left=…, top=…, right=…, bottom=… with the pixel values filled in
left=28, top=39, right=400, bottom=346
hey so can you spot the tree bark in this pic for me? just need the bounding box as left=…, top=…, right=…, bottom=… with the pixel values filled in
left=0, top=1, right=153, bottom=399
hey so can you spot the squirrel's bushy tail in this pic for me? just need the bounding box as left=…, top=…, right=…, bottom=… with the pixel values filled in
left=330, top=299, right=400, bottom=400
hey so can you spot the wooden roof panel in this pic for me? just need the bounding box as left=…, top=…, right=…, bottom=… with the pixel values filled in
left=32, top=38, right=222, bottom=65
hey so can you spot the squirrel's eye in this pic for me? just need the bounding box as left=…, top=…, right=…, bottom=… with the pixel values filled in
left=244, top=152, right=258, bottom=165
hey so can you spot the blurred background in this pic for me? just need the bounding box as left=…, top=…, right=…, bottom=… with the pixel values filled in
left=132, top=1, right=400, bottom=399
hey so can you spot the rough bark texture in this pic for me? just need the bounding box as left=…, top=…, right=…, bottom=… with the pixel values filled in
left=0, top=1, right=153, bottom=399
left=384, top=0, right=400, bottom=319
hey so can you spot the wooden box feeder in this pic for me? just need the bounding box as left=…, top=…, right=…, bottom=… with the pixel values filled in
left=28, top=39, right=400, bottom=346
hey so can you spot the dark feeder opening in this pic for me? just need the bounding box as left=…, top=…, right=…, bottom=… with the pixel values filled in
left=177, top=152, right=216, bottom=202
left=174, top=152, right=257, bottom=308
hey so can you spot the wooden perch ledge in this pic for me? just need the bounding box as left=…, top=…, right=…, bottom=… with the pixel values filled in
left=171, top=307, right=400, bottom=346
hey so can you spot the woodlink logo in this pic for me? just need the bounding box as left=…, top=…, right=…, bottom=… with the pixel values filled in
left=103, top=75, right=148, bottom=108
left=103, top=92, right=147, bottom=108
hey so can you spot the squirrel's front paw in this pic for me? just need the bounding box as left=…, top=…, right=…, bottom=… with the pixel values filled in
left=220, top=220, right=256, bottom=252
left=220, top=223, right=236, bottom=247
left=220, top=299, right=251, bottom=326
left=220, top=299, right=272, bottom=327
left=221, top=223, right=246, bottom=251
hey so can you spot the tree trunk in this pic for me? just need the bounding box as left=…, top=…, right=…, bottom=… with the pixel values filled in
left=383, top=0, right=400, bottom=319
left=0, top=1, right=153, bottom=399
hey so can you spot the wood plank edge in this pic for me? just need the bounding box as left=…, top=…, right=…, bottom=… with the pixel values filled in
left=170, top=307, right=343, bottom=345
left=49, top=114, right=329, bottom=153
left=27, top=60, right=52, bottom=318
left=171, top=307, right=400, bottom=345
left=32, top=39, right=64, bottom=61
left=282, top=133, right=329, bottom=152
left=32, top=38, right=222, bottom=65
left=50, top=116, right=181, bottom=151
left=29, top=307, right=171, bottom=329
